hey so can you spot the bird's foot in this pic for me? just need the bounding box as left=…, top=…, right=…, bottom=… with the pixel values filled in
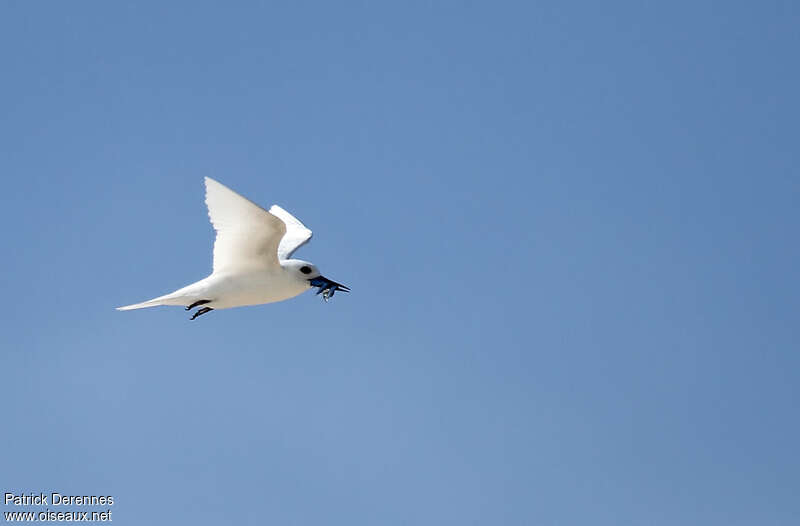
left=186, top=299, right=211, bottom=311
left=190, top=307, right=213, bottom=320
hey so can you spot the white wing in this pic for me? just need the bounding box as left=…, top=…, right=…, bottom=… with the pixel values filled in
left=204, top=177, right=286, bottom=273
left=269, top=205, right=313, bottom=260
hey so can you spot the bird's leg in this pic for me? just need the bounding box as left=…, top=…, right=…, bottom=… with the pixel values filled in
left=190, top=307, right=213, bottom=320
left=186, top=299, right=211, bottom=311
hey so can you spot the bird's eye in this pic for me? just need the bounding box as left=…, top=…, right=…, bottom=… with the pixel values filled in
left=300, top=266, right=312, bottom=274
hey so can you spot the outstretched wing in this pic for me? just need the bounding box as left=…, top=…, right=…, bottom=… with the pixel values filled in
left=269, top=205, right=313, bottom=260
left=204, top=177, right=286, bottom=273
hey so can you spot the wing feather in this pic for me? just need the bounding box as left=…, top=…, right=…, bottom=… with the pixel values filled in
left=269, top=205, right=313, bottom=260
left=204, top=177, right=286, bottom=273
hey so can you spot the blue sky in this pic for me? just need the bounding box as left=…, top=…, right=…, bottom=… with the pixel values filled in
left=1, top=1, right=798, bottom=524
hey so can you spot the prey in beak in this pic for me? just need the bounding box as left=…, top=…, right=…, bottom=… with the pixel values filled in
left=309, top=276, right=350, bottom=302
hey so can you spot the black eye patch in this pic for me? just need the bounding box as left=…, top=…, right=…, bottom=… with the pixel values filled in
left=300, top=266, right=312, bottom=274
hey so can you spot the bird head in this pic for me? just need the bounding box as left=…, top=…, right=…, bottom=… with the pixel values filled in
left=285, top=260, right=350, bottom=301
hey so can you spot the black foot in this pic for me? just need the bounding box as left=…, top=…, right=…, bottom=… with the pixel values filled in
left=190, top=307, right=213, bottom=320
left=186, top=299, right=211, bottom=311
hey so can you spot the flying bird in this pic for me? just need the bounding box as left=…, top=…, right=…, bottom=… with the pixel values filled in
left=117, top=177, right=349, bottom=320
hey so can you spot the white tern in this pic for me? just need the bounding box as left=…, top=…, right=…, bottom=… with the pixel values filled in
left=117, top=177, right=349, bottom=320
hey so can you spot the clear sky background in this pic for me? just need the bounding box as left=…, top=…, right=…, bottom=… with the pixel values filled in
left=1, top=1, right=798, bottom=525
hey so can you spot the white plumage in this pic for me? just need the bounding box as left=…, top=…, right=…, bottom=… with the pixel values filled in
left=117, top=177, right=348, bottom=319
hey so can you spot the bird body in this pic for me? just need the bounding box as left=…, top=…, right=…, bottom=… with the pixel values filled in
left=117, top=177, right=348, bottom=319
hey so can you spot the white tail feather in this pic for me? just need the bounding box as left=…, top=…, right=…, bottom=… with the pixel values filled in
left=116, top=292, right=191, bottom=311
